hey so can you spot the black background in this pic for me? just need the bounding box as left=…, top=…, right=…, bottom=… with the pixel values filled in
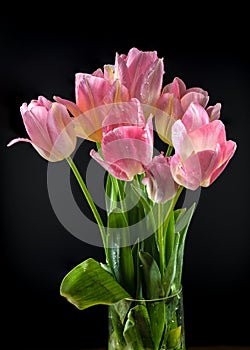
left=1, top=7, right=249, bottom=350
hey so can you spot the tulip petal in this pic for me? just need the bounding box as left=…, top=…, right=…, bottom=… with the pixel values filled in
left=142, top=154, right=178, bottom=203
left=115, top=53, right=131, bottom=89
left=21, top=106, right=52, bottom=151
left=162, top=77, right=186, bottom=99
left=137, top=58, right=164, bottom=105
left=76, top=74, right=111, bottom=112
left=171, top=120, right=194, bottom=159
left=171, top=149, right=219, bottom=190
left=182, top=103, right=210, bottom=132
left=103, top=80, right=130, bottom=104
left=90, top=149, right=132, bottom=181
left=46, top=103, right=76, bottom=159
left=53, top=96, right=81, bottom=117
left=207, top=140, right=237, bottom=186
left=102, top=126, right=152, bottom=166
left=181, top=91, right=209, bottom=111
left=188, top=120, right=227, bottom=152
left=206, top=103, right=221, bottom=121
left=102, top=99, right=145, bottom=134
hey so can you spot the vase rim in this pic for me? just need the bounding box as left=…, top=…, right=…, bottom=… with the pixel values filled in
left=124, top=286, right=183, bottom=303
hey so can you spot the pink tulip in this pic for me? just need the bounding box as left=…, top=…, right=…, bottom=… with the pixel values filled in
left=90, top=99, right=153, bottom=181
left=54, top=48, right=163, bottom=142
left=115, top=47, right=164, bottom=106
left=142, top=154, right=179, bottom=203
left=7, top=96, right=76, bottom=162
left=155, top=77, right=210, bottom=145
left=170, top=103, right=237, bottom=190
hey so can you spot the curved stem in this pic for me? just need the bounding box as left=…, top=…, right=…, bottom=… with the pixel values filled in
left=66, top=157, right=107, bottom=254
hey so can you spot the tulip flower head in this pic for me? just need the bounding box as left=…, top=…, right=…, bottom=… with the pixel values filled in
left=170, top=103, right=237, bottom=190
left=7, top=96, right=77, bottom=162
left=90, top=99, right=154, bottom=181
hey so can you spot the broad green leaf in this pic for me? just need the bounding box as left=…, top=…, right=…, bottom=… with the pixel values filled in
left=60, top=258, right=130, bottom=310
left=163, top=233, right=180, bottom=296
left=139, top=251, right=165, bottom=348
left=139, top=251, right=164, bottom=299
left=174, top=203, right=196, bottom=291
left=107, top=208, right=135, bottom=296
left=123, top=304, right=154, bottom=350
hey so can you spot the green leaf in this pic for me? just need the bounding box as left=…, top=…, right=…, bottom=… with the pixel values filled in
left=123, top=304, right=154, bottom=350
left=165, top=210, right=175, bottom=267
left=175, top=203, right=196, bottom=233
left=139, top=251, right=164, bottom=299
left=162, top=233, right=180, bottom=296
left=174, top=203, right=196, bottom=291
left=107, top=208, right=135, bottom=295
left=60, top=258, right=130, bottom=310
left=139, top=251, right=165, bottom=348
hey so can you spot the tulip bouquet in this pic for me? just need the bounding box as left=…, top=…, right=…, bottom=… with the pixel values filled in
left=8, top=48, right=237, bottom=350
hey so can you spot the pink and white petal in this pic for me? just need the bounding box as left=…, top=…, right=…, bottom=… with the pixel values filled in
left=207, top=140, right=237, bottom=186
left=171, top=120, right=194, bottom=159
left=53, top=96, right=81, bottom=117
left=206, top=103, right=221, bottom=121
left=90, top=150, right=132, bottom=181
left=103, top=80, right=130, bottom=103
left=74, top=112, right=102, bottom=142
left=46, top=103, right=76, bottom=157
left=188, top=120, right=227, bottom=152
left=92, top=68, right=104, bottom=78
left=102, top=126, right=153, bottom=166
left=137, top=58, right=164, bottom=105
left=127, top=48, right=158, bottom=69
left=170, top=153, right=202, bottom=190
left=102, top=99, right=145, bottom=134
left=143, top=155, right=178, bottom=203
left=162, top=77, right=186, bottom=98
left=182, top=103, right=210, bottom=132
left=181, top=91, right=209, bottom=111
left=77, top=75, right=111, bottom=112
left=115, top=53, right=131, bottom=89
left=22, top=106, right=52, bottom=151
left=156, top=93, right=183, bottom=119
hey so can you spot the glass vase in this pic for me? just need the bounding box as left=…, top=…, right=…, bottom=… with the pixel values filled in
left=108, top=288, right=185, bottom=350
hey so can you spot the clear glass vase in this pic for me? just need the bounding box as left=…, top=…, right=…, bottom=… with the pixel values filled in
left=108, top=288, right=185, bottom=350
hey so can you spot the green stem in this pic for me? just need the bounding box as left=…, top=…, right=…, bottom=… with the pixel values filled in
left=165, top=145, right=173, bottom=157
left=66, top=157, right=107, bottom=256
left=164, top=186, right=184, bottom=229
left=158, top=203, right=165, bottom=276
